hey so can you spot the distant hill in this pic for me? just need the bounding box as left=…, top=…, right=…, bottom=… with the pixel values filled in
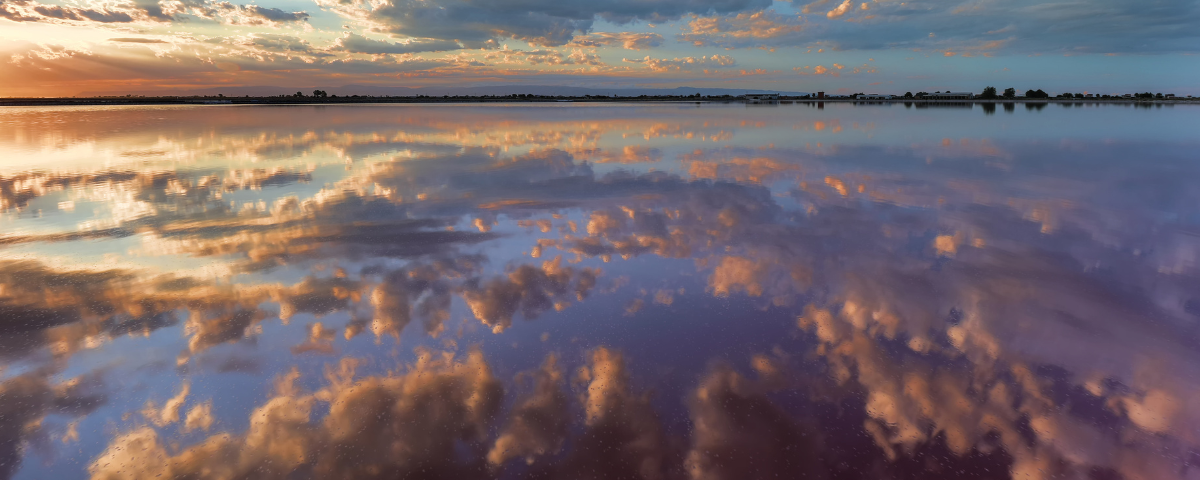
left=78, top=84, right=810, bottom=98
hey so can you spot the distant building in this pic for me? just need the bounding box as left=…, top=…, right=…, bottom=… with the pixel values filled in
left=744, top=93, right=780, bottom=104
left=859, top=94, right=892, bottom=100
left=817, top=91, right=825, bottom=99
left=925, top=92, right=974, bottom=100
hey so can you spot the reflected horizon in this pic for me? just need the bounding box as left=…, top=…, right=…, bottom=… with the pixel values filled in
left=1, top=102, right=1199, bottom=480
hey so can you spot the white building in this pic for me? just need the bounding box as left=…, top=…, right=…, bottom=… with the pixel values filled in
left=743, top=93, right=780, bottom=104
left=924, top=92, right=974, bottom=100
left=859, top=94, right=892, bottom=100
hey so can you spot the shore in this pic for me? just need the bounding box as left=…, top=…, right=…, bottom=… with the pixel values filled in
left=0, top=96, right=1195, bottom=107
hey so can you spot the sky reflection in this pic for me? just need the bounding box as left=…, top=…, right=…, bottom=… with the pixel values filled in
left=1, top=102, right=1199, bottom=480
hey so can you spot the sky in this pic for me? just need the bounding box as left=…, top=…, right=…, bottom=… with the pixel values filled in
left=1, top=0, right=1199, bottom=97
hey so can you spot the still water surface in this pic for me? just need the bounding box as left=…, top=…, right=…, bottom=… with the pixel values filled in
left=0, top=102, right=1198, bottom=480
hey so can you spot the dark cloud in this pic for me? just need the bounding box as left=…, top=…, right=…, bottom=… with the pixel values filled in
left=332, top=33, right=462, bottom=54
left=243, top=34, right=315, bottom=53
left=341, top=0, right=771, bottom=47
left=1, top=370, right=106, bottom=480
left=33, top=4, right=134, bottom=22
left=682, top=0, right=1200, bottom=54
left=0, top=0, right=183, bottom=23
left=0, top=0, right=38, bottom=21
left=241, top=4, right=307, bottom=22
left=685, top=364, right=826, bottom=480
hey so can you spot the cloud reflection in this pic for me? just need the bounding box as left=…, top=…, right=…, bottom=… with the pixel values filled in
left=2, top=105, right=1199, bottom=480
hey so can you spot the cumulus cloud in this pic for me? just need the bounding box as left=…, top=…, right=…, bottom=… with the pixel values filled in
left=367, top=263, right=458, bottom=339
left=685, top=364, right=826, bottom=480
left=460, top=256, right=601, bottom=333
left=183, top=402, right=215, bottom=432
left=141, top=382, right=190, bottom=426
left=544, top=347, right=668, bottom=479
left=487, top=354, right=569, bottom=466
left=90, top=348, right=505, bottom=479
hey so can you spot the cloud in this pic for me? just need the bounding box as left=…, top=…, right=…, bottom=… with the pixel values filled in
left=183, top=402, right=215, bottom=432
left=487, top=354, right=569, bottom=466
left=542, top=347, right=669, bottom=479
left=108, top=37, right=168, bottom=43
left=318, top=0, right=771, bottom=47
left=22, top=1, right=136, bottom=22
left=678, top=0, right=1200, bottom=54
left=241, top=5, right=306, bottom=22
left=0, top=0, right=308, bottom=25
left=483, top=46, right=605, bottom=66
left=679, top=10, right=807, bottom=49
left=569, top=32, right=664, bottom=50
left=685, top=364, right=826, bottom=480
left=623, top=54, right=735, bottom=72
left=367, top=263, right=459, bottom=339
left=460, top=256, right=601, bottom=333
left=239, top=34, right=315, bottom=54
left=89, top=348, right=505, bottom=479
left=0, top=370, right=106, bottom=480
left=331, top=33, right=462, bottom=54
left=573, top=146, right=664, bottom=164
left=825, top=0, right=852, bottom=19
left=216, top=3, right=309, bottom=26
left=141, top=382, right=190, bottom=426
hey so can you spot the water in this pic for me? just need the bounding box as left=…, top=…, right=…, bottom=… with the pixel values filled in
left=1, top=102, right=1198, bottom=480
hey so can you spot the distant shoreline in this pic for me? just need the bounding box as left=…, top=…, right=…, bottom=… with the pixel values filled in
left=0, top=96, right=1195, bottom=107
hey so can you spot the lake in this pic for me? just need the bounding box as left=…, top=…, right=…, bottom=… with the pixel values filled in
left=1, top=102, right=1198, bottom=480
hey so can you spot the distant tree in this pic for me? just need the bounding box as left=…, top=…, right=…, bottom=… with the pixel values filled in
left=904, top=92, right=913, bottom=98
left=294, top=91, right=303, bottom=97
left=312, top=90, right=328, bottom=98
left=980, top=86, right=998, bottom=99
left=1035, top=89, right=1048, bottom=98
left=1003, top=88, right=1016, bottom=99
left=1155, top=93, right=1163, bottom=99
left=1074, top=93, right=1084, bottom=99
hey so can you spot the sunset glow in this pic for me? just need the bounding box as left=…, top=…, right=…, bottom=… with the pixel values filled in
left=3, top=0, right=1199, bottom=96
